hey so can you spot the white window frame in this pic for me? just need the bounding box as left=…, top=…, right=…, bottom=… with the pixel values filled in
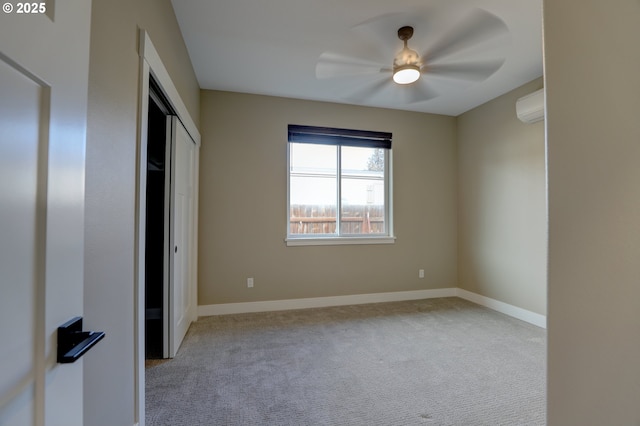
left=285, top=126, right=395, bottom=247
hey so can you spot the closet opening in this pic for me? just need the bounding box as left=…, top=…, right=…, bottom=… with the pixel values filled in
left=145, top=77, right=174, bottom=359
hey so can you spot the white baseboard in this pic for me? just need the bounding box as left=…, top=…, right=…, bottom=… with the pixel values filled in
left=198, top=288, right=457, bottom=316
left=197, top=288, right=546, bottom=329
left=455, top=289, right=547, bottom=329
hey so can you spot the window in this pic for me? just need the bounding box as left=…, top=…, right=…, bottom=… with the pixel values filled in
left=287, top=125, right=394, bottom=246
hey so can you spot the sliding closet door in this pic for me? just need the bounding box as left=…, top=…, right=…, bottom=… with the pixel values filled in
left=169, top=117, right=197, bottom=357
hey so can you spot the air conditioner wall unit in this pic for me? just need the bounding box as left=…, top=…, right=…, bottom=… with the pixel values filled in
left=516, top=88, right=545, bottom=124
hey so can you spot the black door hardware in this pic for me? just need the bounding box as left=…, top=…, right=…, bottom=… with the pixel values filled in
left=57, top=317, right=105, bottom=364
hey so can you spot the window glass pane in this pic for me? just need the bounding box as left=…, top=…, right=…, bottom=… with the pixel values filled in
left=340, top=146, right=385, bottom=235
left=289, top=143, right=337, bottom=235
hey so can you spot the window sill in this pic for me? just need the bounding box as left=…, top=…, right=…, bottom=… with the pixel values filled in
left=285, top=236, right=396, bottom=247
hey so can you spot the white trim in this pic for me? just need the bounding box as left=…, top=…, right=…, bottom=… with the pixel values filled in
left=455, top=289, right=547, bottom=329
left=139, top=29, right=200, bottom=146
left=198, top=288, right=457, bottom=316
left=134, top=51, right=149, bottom=426
left=197, top=288, right=546, bottom=329
left=285, top=236, right=396, bottom=246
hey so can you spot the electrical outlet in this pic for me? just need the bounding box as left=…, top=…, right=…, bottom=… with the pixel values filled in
left=419, top=269, right=425, bottom=279
left=247, top=277, right=254, bottom=288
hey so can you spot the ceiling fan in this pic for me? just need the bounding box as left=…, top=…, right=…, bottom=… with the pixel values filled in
left=316, top=8, right=510, bottom=104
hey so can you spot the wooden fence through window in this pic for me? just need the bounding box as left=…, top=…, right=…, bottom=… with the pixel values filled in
left=290, top=204, right=385, bottom=234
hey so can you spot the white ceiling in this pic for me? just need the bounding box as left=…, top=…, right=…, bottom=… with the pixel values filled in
left=171, top=0, right=543, bottom=116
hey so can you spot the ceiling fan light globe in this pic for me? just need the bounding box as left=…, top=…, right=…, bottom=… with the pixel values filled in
left=393, top=66, right=420, bottom=85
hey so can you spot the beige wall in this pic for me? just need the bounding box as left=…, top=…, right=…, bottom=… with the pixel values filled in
left=457, top=78, right=546, bottom=315
left=544, top=1, right=640, bottom=425
left=199, top=91, right=458, bottom=305
left=83, top=1, right=199, bottom=425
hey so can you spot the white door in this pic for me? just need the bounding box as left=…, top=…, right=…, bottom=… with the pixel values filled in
left=0, top=1, right=92, bottom=425
left=168, top=117, right=196, bottom=357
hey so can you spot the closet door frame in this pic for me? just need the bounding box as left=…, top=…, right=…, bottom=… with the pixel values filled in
left=136, top=29, right=200, bottom=426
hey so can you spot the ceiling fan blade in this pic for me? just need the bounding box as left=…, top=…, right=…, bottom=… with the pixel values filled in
left=423, top=9, right=509, bottom=64
left=316, top=52, right=389, bottom=79
left=404, top=79, right=439, bottom=104
left=425, top=59, right=505, bottom=82
left=344, top=76, right=391, bottom=104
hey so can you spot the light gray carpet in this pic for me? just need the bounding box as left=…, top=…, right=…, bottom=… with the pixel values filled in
left=146, top=297, right=546, bottom=425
